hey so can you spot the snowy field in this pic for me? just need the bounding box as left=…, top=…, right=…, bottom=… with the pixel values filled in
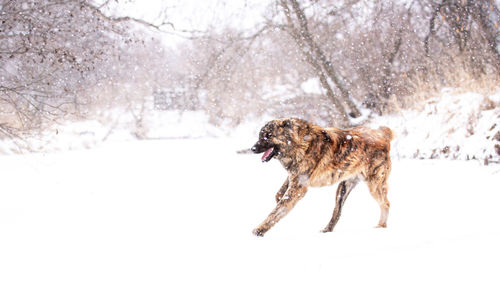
left=1, top=137, right=499, bottom=281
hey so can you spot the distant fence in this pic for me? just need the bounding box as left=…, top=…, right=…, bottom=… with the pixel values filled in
left=153, top=89, right=199, bottom=111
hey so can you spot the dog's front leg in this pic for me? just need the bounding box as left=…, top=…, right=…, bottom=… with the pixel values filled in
left=275, top=178, right=289, bottom=202
left=253, top=179, right=308, bottom=237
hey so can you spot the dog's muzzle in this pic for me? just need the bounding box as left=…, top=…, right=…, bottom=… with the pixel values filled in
left=252, top=142, right=276, bottom=162
left=251, top=141, right=265, bottom=153
left=251, top=145, right=260, bottom=153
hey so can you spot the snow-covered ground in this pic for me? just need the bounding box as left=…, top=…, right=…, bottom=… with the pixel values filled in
left=370, top=89, right=500, bottom=163
left=1, top=137, right=499, bottom=281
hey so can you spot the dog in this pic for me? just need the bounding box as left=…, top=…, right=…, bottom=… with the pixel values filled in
left=251, top=118, right=393, bottom=236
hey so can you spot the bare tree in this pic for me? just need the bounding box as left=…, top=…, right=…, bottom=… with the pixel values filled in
left=173, top=0, right=499, bottom=125
left=352, top=2, right=416, bottom=113
left=0, top=0, right=174, bottom=137
left=0, top=0, right=124, bottom=134
left=424, top=0, right=500, bottom=73
left=277, top=0, right=362, bottom=125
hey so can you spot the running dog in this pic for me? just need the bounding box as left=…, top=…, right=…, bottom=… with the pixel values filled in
left=251, top=118, right=393, bottom=236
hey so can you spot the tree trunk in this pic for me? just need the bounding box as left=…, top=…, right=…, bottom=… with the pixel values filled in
left=280, top=0, right=362, bottom=121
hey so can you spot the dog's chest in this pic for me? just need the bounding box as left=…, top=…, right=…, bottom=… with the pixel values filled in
left=279, top=157, right=293, bottom=170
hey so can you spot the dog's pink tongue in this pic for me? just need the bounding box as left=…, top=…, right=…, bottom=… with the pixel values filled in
left=261, top=147, right=274, bottom=161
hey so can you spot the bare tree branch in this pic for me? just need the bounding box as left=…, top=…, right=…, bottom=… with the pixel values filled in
left=280, top=0, right=362, bottom=121
left=81, top=1, right=175, bottom=31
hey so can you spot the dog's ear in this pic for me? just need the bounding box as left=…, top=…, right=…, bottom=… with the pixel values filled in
left=321, top=130, right=332, bottom=143
left=282, top=119, right=292, bottom=128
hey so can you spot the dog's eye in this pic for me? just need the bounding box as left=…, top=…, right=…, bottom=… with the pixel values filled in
left=264, top=132, right=272, bottom=140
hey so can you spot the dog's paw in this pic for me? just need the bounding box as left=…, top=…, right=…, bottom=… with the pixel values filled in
left=252, top=228, right=266, bottom=237
left=376, top=223, right=387, bottom=228
left=320, top=228, right=333, bottom=233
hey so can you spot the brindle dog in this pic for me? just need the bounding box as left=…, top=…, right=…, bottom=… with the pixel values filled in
left=251, top=118, right=393, bottom=237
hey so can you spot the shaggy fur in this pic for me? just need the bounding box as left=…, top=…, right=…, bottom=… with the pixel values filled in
left=251, top=118, right=393, bottom=237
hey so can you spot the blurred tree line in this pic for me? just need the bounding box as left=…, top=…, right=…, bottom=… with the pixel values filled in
left=1, top=0, right=499, bottom=138
left=183, top=0, right=499, bottom=127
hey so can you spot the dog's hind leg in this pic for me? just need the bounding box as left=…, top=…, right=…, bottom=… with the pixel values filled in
left=321, top=178, right=359, bottom=233
left=275, top=178, right=289, bottom=203
left=367, top=178, right=390, bottom=228
left=362, top=151, right=392, bottom=228
left=366, top=168, right=391, bottom=228
left=253, top=179, right=308, bottom=237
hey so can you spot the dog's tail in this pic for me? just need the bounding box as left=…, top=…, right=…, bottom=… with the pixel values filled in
left=378, top=126, right=394, bottom=141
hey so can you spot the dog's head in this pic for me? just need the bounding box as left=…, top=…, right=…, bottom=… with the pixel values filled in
left=251, top=118, right=305, bottom=162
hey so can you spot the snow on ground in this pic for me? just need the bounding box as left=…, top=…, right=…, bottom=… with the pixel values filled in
left=0, top=111, right=224, bottom=155
left=370, top=89, right=500, bottom=164
left=0, top=88, right=499, bottom=280
left=1, top=137, right=499, bottom=281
